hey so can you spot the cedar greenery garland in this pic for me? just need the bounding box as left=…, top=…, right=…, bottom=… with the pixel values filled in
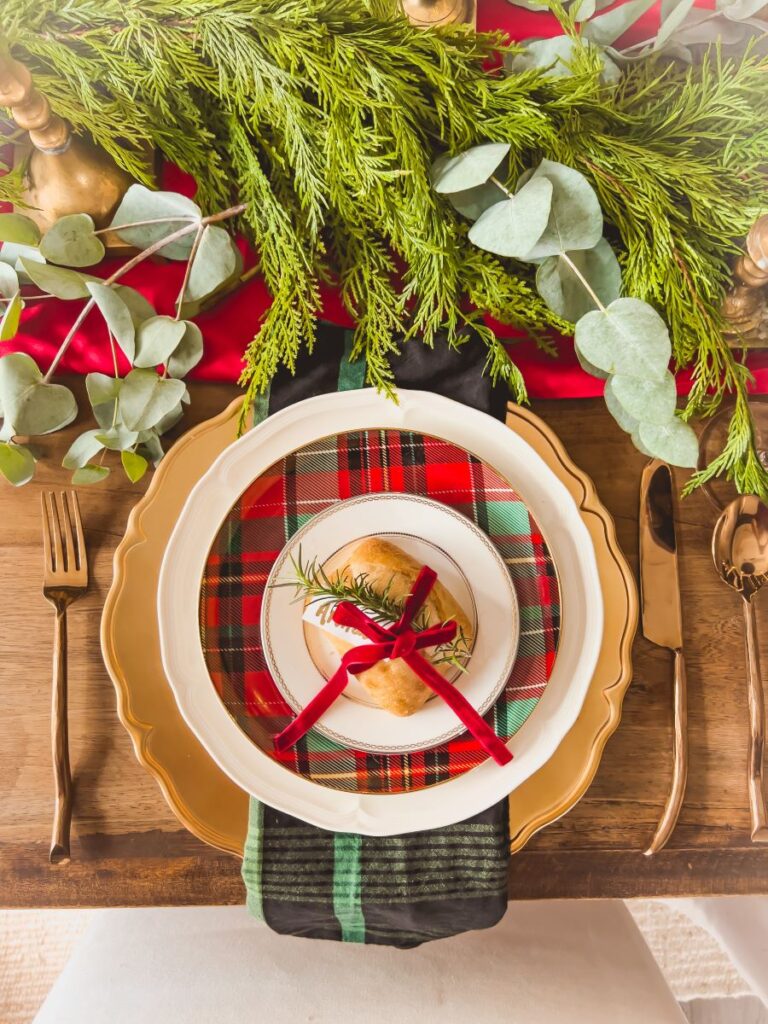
left=1, top=0, right=768, bottom=494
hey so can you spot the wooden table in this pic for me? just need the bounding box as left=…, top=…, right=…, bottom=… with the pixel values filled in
left=2, top=378, right=767, bottom=907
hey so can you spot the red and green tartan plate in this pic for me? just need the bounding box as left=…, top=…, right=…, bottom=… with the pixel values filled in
left=199, top=429, right=560, bottom=795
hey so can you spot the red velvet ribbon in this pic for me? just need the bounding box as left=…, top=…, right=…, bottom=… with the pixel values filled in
left=274, top=566, right=513, bottom=766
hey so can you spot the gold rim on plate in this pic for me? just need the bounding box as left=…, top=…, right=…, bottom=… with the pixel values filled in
left=101, top=398, right=637, bottom=856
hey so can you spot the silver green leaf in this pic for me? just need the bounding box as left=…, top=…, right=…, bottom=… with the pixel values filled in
left=638, top=419, right=700, bottom=468
left=536, top=239, right=622, bottom=322
left=717, top=0, right=768, bottom=18
left=523, top=159, right=603, bottom=259
left=654, top=0, right=697, bottom=48
left=184, top=226, right=239, bottom=303
left=603, top=377, right=639, bottom=433
left=86, top=372, right=123, bottom=430
left=72, top=464, right=111, bottom=485
left=95, top=425, right=140, bottom=451
left=606, top=371, right=677, bottom=424
left=0, top=293, right=22, bottom=342
left=575, top=345, right=609, bottom=381
left=87, top=283, right=136, bottom=362
left=110, top=184, right=201, bottom=260
left=167, top=321, right=204, bottom=378
left=448, top=178, right=508, bottom=221
left=138, top=430, right=165, bottom=466
left=583, top=0, right=658, bottom=45
left=505, top=35, right=620, bottom=84
left=432, top=143, right=511, bottom=195
left=0, top=263, right=20, bottom=298
left=468, top=178, right=553, bottom=259
left=134, top=316, right=186, bottom=369
left=0, top=441, right=35, bottom=486
left=62, top=429, right=105, bottom=470
left=113, top=285, right=157, bottom=327
left=39, top=214, right=105, bottom=268
left=121, top=449, right=149, bottom=483
left=153, top=402, right=185, bottom=436
left=0, top=352, right=78, bottom=435
left=574, top=297, right=671, bottom=379
left=120, top=369, right=186, bottom=432
left=0, top=213, right=41, bottom=247
left=630, top=430, right=655, bottom=458
left=18, top=258, right=95, bottom=300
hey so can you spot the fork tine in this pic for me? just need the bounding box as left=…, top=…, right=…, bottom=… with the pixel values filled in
left=60, top=491, right=77, bottom=573
left=41, top=492, right=53, bottom=572
left=69, top=491, right=86, bottom=577
left=47, top=492, right=64, bottom=573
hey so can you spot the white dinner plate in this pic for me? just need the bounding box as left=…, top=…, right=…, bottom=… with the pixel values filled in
left=158, top=389, right=603, bottom=835
left=261, top=492, right=519, bottom=754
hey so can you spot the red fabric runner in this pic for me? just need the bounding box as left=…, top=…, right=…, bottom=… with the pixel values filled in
left=274, top=565, right=513, bottom=766
left=4, top=0, right=765, bottom=397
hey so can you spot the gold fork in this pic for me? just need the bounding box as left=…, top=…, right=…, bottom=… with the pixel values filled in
left=41, top=491, right=88, bottom=864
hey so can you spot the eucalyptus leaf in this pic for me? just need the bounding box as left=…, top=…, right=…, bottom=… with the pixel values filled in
left=654, top=0, right=697, bottom=48
left=86, top=372, right=123, bottom=430
left=95, top=425, right=140, bottom=450
left=134, top=316, right=186, bottom=369
left=18, top=258, right=95, bottom=300
left=0, top=352, right=78, bottom=435
left=110, top=184, right=201, bottom=260
left=113, top=284, right=157, bottom=327
left=717, top=0, right=768, bottom=18
left=523, top=159, right=603, bottom=259
left=447, top=178, right=508, bottom=221
left=39, top=214, right=105, bottom=268
left=121, top=449, right=149, bottom=483
left=120, top=369, right=186, bottom=432
left=638, top=418, right=700, bottom=468
left=432, top=143, right=511, bottom=195
left=72, top=464, right=111, bottom=485
left=575, top=345, right=609, bottom=381
left=138, top=430, right=165, bottom=466
left=0, top=293, right=22, bottom=342
left=5, top=245, right=45, bottom=283
left=630, top=430, right=655, bottom=458
left=0, top=263, right=20, bottom=298
left=603, top=377, right=639, bottom=433
left=574, top=297, right=671, bottom=379
left=506, top=35, right=620, bottom=84
left=62, top=429, right=105, bottom=470
left=166, top=321, right=203, bottom=378
left=468, top=178, right=553, bottom=259
left=606, top=371, right=677, bottom=424
left=573, top=0, right=596, bottom=20
left=153, top=402, right=185, bottom=436
left=535, top=239, right=622, bottom=321
left=0, top=441, right=35, bottom=486
left=583, top=0, right=658, bottom=45
left=87, top=283, right=136, bottom=362
left=184, top=226, right=239, bottom=303
left=0, top=214, right=41, bottom=247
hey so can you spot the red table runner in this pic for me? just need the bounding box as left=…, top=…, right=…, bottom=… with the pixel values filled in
left=5, top=0, right=765, bottom=398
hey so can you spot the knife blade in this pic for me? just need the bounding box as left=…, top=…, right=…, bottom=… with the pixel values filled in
left=639, top=458, right=688, bottom=856
left=640, top=460, right=683, bottom=651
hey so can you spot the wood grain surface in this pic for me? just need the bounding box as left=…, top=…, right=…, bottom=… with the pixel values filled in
left=2, top=377, right=767, bottom=907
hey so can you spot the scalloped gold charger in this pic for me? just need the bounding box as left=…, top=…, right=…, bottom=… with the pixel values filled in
left=101, top=398, right=637, bottom=856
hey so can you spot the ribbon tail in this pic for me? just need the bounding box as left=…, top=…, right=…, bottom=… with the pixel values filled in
left=273, top=663, right=350, bottom=753
left=403, top=654, right=513, bottom=767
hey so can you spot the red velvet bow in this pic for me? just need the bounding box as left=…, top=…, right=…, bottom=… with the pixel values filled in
left=274, top=566, right=513, bottom=766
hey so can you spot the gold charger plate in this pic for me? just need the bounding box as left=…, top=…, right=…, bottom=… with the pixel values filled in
left=101, top=399, right=637, bottom=855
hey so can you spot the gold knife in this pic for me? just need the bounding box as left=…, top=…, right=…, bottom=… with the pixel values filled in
left=639, top=459, right=688, bottom=856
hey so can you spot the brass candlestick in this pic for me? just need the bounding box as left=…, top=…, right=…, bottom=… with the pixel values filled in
left=400, top=0, right=477, bottom=28
left=0, top=44, right=133, bottom=234
left=723, top=215, right=768, bottom=348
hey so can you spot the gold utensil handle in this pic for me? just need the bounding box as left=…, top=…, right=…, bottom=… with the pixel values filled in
left=743, top=599, right=768, bottom=843
left=645, top=648, right=688, bottom=856
left=50, top=604, right=72, bottom=863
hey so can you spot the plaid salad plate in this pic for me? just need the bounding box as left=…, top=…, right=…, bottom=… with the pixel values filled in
left=200, top=428, right=560, bottom=795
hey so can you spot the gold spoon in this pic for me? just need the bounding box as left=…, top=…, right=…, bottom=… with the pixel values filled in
left=712, top=495, right=768, bottom=842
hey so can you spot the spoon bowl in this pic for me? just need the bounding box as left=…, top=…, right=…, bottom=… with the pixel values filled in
left=712, top=495, right=768, bottom=842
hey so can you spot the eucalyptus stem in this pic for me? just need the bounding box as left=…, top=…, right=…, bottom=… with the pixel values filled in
left=42, top=203, right=246, bottom=383
left=175, top=222, right=205, bottom=320
left=93, top=215, right=197, bottom=236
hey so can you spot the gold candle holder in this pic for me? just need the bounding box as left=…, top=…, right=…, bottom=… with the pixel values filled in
left=400, top=0, right=477, bottom=28
left=0, top=43, right=133, bottom=235
left=723, top=216, right=768, bottom=349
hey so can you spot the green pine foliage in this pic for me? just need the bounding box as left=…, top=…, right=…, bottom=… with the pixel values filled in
left=1, top=0, right=767, bottom=493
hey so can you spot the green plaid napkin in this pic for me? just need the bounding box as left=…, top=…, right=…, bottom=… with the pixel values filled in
left=241, top=327, right=511, bottom=947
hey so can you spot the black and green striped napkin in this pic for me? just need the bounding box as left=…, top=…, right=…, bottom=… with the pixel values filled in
left=241, top=326, right=511, bottom=947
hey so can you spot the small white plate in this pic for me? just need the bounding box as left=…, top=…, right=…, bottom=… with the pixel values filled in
left=261, top=493, right=519, bottom=754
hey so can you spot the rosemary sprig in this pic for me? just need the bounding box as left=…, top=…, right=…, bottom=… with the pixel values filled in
left=274, top=548, right=472, bottom=672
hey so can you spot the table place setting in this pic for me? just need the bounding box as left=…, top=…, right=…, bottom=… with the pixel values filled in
left=3, top=0, right=768, bottom=953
